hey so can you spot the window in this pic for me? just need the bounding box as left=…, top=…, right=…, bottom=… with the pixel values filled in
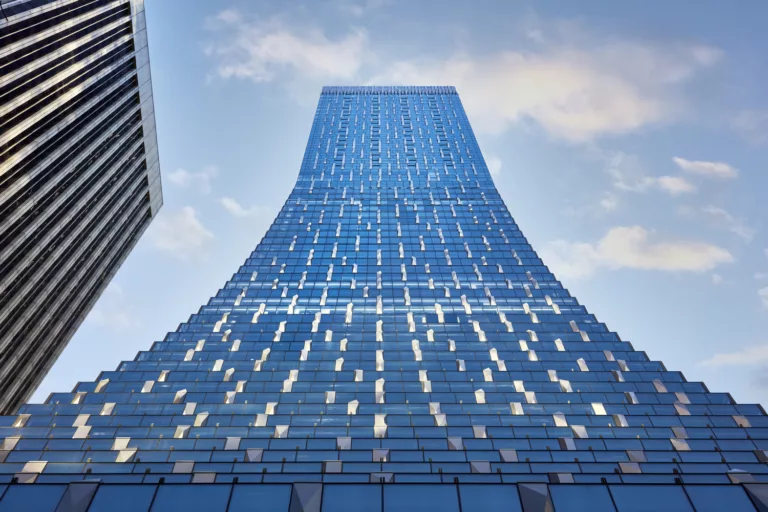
left=322, top=484, right=382, bottom=512
left=459, top=484, right=522, bottom=512
left=550, top=485, right=615, bottom=512
left=610, top=485, right=693, bottom=512
left=150, top=485, right=231, bottom=512
left=229, top=485, right=291, bottom=511
left=684, top=485, right=756, bottom=512
left=384, top=485, right=459, bottom=512
left=0, top=485, right=66, bottom=512
left=88, top=485, right=157, bottom=512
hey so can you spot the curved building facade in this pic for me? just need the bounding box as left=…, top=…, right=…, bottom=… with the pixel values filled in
left=0, top=86, right=765, bottom=510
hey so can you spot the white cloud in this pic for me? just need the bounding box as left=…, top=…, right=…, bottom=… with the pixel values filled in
left=148, top=207, right=214, bottom=259
left=204, top=11, right=367, bottom=83
left=336, top=0, right=389, bottom=17
left=700, top=345, right=768, bottom=367
left=205, top=12, right=721, bottom=142
left=600, top=193, right=619, bottom=211
left=88, top=309, right=137, bottom=331
left=711, top=273, right=724, bottom=285
left=541, top=225, right=733, bottom=280
left=680, top=205, right=757, bottom=242
left=732, top=110, right=768, bottom=144
left=702, top=206, right=756, bottom=242
left=86, top=283, right=138, bottom=332
left=760, top=286, right=768, bottom=310
left=594, top=226, right=733, bottom=271
left=605, top=152, right=656, bottom=192
left=374, top=41, right=720, bottom=141
left=604, top=151, right=695, bottom=195
left=672, top=157, right=738, bottom=179
left=561, top=192, right=618, bottom=218
left=656, top=176, right=696, bottom=195
left=526, top=29, right=545, bottom=43
left=541, top=240, right=603, bottom=280
left=220, top=197, right=271, bottom=218
left=750, top=252, right=767, bottom=280
left=485, top=156, right=502, bottom=177
left=166, top=166, right=218, bottom=194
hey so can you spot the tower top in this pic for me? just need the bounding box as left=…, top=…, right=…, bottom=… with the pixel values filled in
left=321, top=85, right=457, bottom=95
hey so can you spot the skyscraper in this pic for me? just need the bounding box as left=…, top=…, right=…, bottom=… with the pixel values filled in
left=0, top=85, right=765, bottom=511
left=0, top=0, right=161, bottom=415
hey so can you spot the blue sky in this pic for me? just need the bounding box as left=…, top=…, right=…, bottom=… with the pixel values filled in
left=33, top=0, right=768, bottom=406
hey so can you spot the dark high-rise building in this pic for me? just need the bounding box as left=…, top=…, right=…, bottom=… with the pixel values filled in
left=0, top=86, right=765, bottom=511
left=0, top=0, right=161, bottom=414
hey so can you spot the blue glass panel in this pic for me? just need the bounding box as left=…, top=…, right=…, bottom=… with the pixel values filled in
left=610, top=485, right=693, bottom=512
left=322, top=484, right=382, bottom=512
left=684, top=485, right=756, bottom=512
left=228, top=484, right=291, bottom=511
left=88, top=485, right=157, bottom=512
left=0, top=484, right=66, bottom=512
left=459, top=484, right=522, bottom=512
left=550, top=485, right=616, bottom=512
left=150, top=484, right=230, bottom=512
left=384, top=485, right=459, bottom=512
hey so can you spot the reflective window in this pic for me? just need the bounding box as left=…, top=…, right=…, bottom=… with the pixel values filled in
left=322, top=484, right=382, bottom=512
left=88, top=485, right=157, bottom=512
left=550, top=485, right=616, bottom=512
left=684, top=485, right=756, bottom=512
left=0, top=485, right=66, bottom=512
left=459, top=484, right=522, bottom=512
left=610, top=486, right=693, bottom=512
left=384, top=485, right=459, bottom=512
left=150, top=484, right=230, bottom=512
left=229, top=485, right=291, bottom=511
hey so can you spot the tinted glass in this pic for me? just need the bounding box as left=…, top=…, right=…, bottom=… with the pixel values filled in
left=384, top=485, right=459, bottom=512
left=88, top=485, right=157, bottom=512
left=322, top=484, right=382, bottom=512
left=459, top=484, right=522, bottom=512
left=150, top=484, right=230, bottom=512
left=229, top=484, right=291, bottom=511
left=684, top=486, right=756, bottom=512
left=0, top=485, right=66, bottom=512
left=610, top=486, right=693, bottom=512
left=550, top=486, right=616, bottom=512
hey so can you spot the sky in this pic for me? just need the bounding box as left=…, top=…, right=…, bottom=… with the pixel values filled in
left=33, top=0, right=768, bottom=407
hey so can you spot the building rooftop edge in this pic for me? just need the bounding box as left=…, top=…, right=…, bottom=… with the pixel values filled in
left=321, top=85, right=457, bottom=95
